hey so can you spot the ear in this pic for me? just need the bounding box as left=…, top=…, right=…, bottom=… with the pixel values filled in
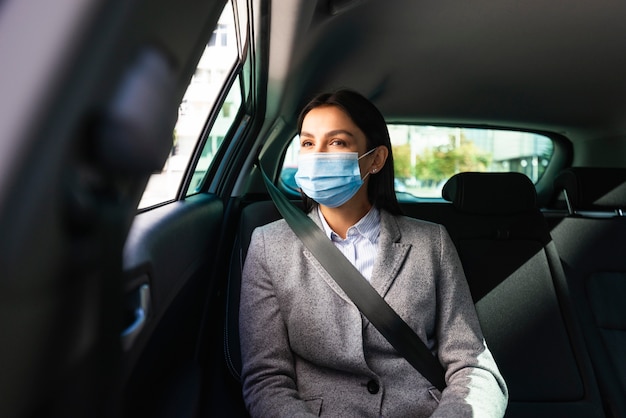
left=370, top=145, right=389, bottom=173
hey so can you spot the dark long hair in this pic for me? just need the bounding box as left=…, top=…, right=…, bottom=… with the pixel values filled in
left=296, top=89, right=402, bottom=215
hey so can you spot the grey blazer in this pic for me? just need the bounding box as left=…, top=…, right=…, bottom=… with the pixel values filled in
left=240, top=209, right=508, bottom=417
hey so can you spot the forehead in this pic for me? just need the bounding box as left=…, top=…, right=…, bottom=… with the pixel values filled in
left=301, top=105, right=362, bottom=135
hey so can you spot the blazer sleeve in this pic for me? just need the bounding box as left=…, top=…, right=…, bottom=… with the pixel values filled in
left=239, top=227, right=318, bottom=418
left=431, top=224, right=509, bottom=417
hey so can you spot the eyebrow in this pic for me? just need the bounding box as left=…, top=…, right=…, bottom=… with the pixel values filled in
left=300, top=129, right=355, bottom=138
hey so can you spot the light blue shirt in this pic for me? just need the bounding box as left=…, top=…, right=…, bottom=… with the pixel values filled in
left=318, top=206, right=381, bottom=281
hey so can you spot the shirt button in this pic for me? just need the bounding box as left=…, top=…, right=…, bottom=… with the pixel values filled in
left=366, top=379, right=380, bottom=394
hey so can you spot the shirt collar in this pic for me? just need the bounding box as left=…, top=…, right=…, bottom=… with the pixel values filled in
left=318, top=205, right=381, bottom=244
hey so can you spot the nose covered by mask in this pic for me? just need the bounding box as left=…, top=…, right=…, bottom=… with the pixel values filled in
left=294, top=148, right=376, bottom=207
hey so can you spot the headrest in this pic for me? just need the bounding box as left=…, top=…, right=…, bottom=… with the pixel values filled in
left=442, top=172, right=537, bottom=214
left=554, top=167, right=626, bottom=211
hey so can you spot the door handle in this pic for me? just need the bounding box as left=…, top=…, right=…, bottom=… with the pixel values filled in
left=121, top=283, right=151, bottom=350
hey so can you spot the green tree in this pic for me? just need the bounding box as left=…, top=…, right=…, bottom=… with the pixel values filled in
left=414, top=134, right=492, bottom=185
left=392, top=143, right=412, bottom=179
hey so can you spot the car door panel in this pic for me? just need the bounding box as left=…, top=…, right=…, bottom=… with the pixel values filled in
left=120, top=194, right=224, bottom=416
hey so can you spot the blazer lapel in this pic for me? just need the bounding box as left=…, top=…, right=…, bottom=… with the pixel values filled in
left=303, top=209, right=411, bottom=307
left=369, top=210, right=411, bottom=299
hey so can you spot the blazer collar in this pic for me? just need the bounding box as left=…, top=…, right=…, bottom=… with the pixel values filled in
left=307, top=208, right=411, bottom=300
left=369, top=210, right=411, bottom=297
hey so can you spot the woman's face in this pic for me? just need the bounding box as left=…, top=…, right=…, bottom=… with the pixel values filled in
left=299, top=105, right=375, bottom=174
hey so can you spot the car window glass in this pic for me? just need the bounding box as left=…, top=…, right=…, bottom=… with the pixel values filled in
left=281, top=125, right=554, bottom=200
left=138, top=2, right=238, bottom=209
left=186, top=75, right=243, bottom=195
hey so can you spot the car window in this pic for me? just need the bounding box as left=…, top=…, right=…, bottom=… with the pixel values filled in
left=185, top=75, right=243, bottom=195
left=138, top=1, right=238, bottom=209
left=281, top=125, right=554, bottom=200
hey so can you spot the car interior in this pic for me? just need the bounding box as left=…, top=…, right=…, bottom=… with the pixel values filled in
left=1, top=0, right=626, bottom=417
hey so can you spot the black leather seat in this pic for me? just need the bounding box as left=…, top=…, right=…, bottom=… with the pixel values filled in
left=434, top=172, right=606, bottom=417
left=550, top=167, right=626, bottom=418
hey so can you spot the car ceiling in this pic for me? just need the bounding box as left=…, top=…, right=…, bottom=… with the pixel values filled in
left=266, top=0, right=626, bottom=152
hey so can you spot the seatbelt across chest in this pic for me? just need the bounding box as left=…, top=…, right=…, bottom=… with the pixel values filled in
left=258, top=163, right=447, bottom=391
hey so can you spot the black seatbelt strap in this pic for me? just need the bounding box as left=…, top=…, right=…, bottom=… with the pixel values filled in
left=258, top=163, right=446, bottom=391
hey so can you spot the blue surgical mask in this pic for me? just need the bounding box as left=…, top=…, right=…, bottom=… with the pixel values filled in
left=294, top=149, right=376, bottom=207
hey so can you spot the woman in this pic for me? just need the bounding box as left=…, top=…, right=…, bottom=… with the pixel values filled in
left=239, top=89, right=508, bottom=417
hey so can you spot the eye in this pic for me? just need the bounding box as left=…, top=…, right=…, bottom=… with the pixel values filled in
left=300, top=139, right=314, bottom=148
left=330, top=138, right=347, bottom=147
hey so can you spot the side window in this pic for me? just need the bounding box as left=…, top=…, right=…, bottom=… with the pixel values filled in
left=138, top=1, right=238, bottom=209
left=280, top=125, right=554, bottom=201
left=186, top=75, right=242, bottom=195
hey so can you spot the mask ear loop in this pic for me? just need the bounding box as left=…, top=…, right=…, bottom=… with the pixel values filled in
left=358, top=147, right=378, bottom=160
left=358, top=147, right=379, bottom=180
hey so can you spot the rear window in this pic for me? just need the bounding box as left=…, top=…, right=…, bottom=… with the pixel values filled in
left=281, top=125, right=554, bottom=201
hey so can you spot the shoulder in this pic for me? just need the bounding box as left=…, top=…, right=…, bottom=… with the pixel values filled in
left=251, top=218, right=296, bottom=243
left=246, top=218, right=304, bottom=266
left=252, top=208, right=321, bottom=238
left=380, top=211, right=457, bottom=252
left=255, top=217, right=290, bottom=233
left=383, top=210, right=444, bottom=237
left=396, top=213, right=441, bottom=230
